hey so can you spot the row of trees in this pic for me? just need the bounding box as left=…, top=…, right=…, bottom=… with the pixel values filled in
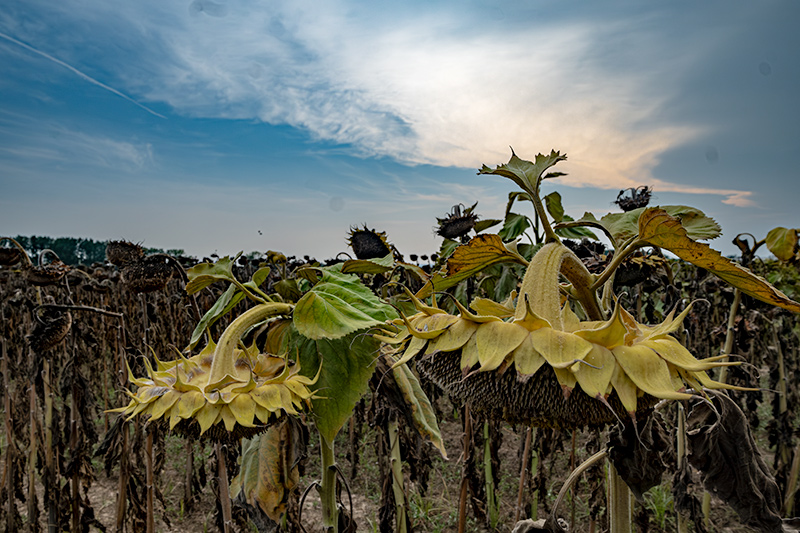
left=6, top=236, right=184, bottom=266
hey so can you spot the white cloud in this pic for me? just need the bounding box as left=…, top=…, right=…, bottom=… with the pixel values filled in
left=1, top=0, right=758, bottom=208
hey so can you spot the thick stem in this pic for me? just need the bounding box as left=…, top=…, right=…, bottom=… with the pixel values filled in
left=676, top=404, right=689, bottom=533
left=115, top=323, right=129, bottom=533
left=216, top=443, right=233, bottom=533
left=206, top=303, right=293, bottom=391
left=388, top=418, right=408, bottom=533
left=517, top=242, right=603, bottom=324
left=483, top=421, right=499, bottom=529
left=514, top=426, right=534, bottom=523
left=184, top=440, right=194, bottom=513
left=717, top=288, right=742, bottom=383
left=457, top=404, right=473, bottom=533
left=783, top=444, right=800, bottom=515
left=3, top=337, right=19, bottom=532
left=28, top=369, right=38, bottom=532
left=319, top=434, right=339, bottom=533
left=71, top=376, right=80, bottom=533
left=146, top=430, right=155, bottom=533
left=608, top=462, right=632, bottom=533
left=43, top=358, right=57, bottom=533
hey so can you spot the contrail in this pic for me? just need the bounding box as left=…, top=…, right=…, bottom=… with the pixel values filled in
left=0, top=31, right=166, bottom=119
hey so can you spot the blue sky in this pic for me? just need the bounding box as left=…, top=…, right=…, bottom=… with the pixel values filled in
left=1, top=0, right=798, bottom=260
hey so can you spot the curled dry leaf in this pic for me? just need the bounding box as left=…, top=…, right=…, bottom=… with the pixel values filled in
left=686, top=391, right=782, bottom=532
left=607, top=411, right=671, bottom=501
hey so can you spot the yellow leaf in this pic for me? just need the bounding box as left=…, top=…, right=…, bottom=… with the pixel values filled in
left=638, top=208, right=800, bottom=313
left=416, top=234, right=527, bottom=297
left=766, top=227, right=799, bottom=262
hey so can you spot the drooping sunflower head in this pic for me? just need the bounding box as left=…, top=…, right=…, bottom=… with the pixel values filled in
left=384, top=242, right=744, bottom=429
left=435, top=202, right=479, bottom=241
left=112, top=303, right=316, bottom=443
left=347, top=225, right=393, bottom=260
left=113, top=342, right=316, bottom=443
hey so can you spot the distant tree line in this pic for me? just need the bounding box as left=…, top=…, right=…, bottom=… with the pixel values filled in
left=6, top=236, right=185, bottom=266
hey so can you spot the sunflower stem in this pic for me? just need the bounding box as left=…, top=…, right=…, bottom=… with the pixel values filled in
left=608, top=462, right=632, bottom=533
left=514, top=426, right=533, bottom=523
left=319, top=433, right=339, bottom=532
left=216, top=443, right=233, bottom=533
left=388, top=417, right=408, bottom=533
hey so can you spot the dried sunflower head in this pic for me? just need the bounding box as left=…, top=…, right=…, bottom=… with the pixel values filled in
left=27, top=307, right=72, bottom=352
left=0, top=247, right=22, bottom=266
left=121, top=255, right=173, bottom=293
left=106, top=240, right=145, bottom=266
left=383, top=242, right=744, bottom=429
left=435, top=202, right=479, bottom=241
left=347, top=225, right=392, bottom=260
left=111, top=303, right=317, bottom=443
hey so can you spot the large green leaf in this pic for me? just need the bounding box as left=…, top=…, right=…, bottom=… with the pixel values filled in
left=231, top=419, right=301, bottom=521
left=478, top=149, right=567, bottom=197
left=291, top=330, right=380, bottom=443
left=185, top=254, right=240, bottom=294
left=474, top=219, right=502, bottom=234
left=417, top=234, right=527, bottom=298
left=293, top=267, right=397, bottom=340
left=765, top=227, right=799, bottom=262
left=602, top=205, right=722, bottom=244
left=636, top=208, right=800, bottom=313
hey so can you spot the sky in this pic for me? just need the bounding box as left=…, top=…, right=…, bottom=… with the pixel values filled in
left=1, top=0, right=798, bottom=261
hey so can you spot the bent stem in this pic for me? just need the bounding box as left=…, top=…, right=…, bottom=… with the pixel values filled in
left=546, top=450, right=608, bottom=529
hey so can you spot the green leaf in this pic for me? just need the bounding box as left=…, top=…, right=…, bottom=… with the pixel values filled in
left=474, top=218, right=502, bottom=234
left=293, top=267, right=397, bottom=340
left=244, top=266, right=271, bottom=291
left=273, top=279, right=303, bottom=302
left=636, top=208, right=800, bottom=313
left=602, top=205, right=722, bottom=245
left=498, top=212, right=531, bottom=242
left=291, top=330, right=379, bottom=443
left=185, top=254, right=240, bottom=294
left=555, top=215, right=598, bottom=240
left=231, top=419, right=301, bottom=521
left=478, top=149, right=567, bottom=197
left=765, top=227, right=799, bottom=262
left=391, top=362, right=447, bottom=458
left=544, top=192, right=565, bottom=223
left=438, top=238, right=460, bottom=260
left=341, top=253, right=395, bottom=275
left=417, top=234, right=528, bottom=298
left=188, top=284, right=244, bottom=349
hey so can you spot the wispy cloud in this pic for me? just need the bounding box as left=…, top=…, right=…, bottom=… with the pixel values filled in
left=0, top=31, right=166, bottom=118
left=0, top=112, right=154, bottom=172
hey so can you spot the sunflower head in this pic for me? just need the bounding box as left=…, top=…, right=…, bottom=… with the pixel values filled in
left=112, top=342, right=316, bottom=443
left=121, top=255, right=173, bottom=293
left=385, top=242, right=743, bottom=429
left=112, top=303, right=315, bottom=443
left=435, top=202, right=479, bottom=241
left=0, top=247, right=22, bottom=266
left=106, top=240, right=145, bottom=266
left=347, top=225, right=393, bottom=260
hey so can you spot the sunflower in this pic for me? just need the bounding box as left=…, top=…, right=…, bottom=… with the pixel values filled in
left=112, top=303, right=317, bottom=442
left=383, top=242, right=742, bottom=428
